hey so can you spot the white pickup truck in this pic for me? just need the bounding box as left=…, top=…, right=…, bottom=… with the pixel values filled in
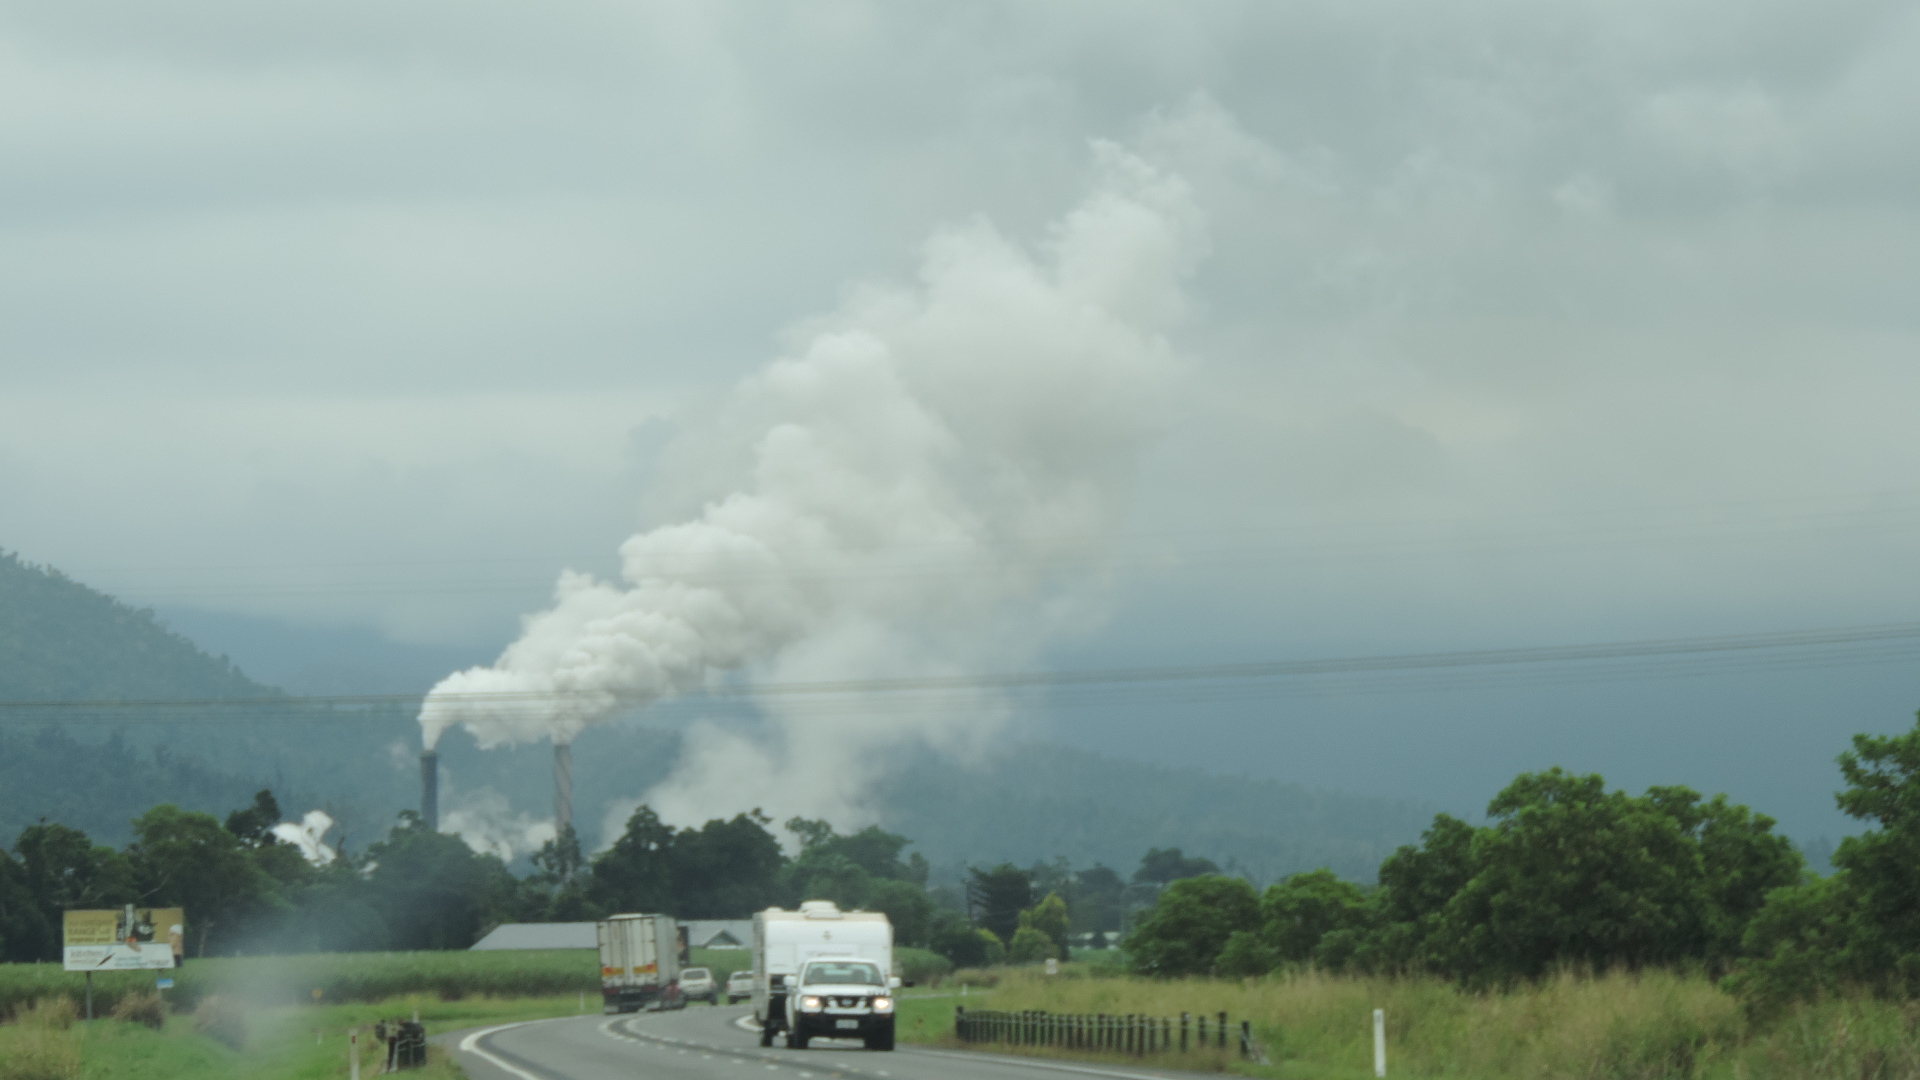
left=783, top=957, right=896, bottom=1050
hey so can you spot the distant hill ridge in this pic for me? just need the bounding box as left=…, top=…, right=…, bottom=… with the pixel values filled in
left=0, top=550, right=271, bottom=701
left=0, top=549, right=1434, bottom=879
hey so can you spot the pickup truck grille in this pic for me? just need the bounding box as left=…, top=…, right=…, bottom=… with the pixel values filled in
left=833, top=996, right=865, bottom=1008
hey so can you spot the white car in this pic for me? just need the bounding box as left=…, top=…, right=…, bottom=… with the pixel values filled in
left=783, top=958, right=895, bottom=1051
left=678, top=967, right=719, bottom=1005
left=726, top=969, right=755, bottom=1004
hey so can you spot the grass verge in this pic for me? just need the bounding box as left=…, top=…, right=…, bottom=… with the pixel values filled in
left=915, top=965, right=1920, bottom=1080
left=0, top=947, right=640, bottom=1017
left=0, top=992, right=587, bottom=1080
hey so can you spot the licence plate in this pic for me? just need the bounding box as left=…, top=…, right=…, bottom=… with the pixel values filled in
left=836, top=1019, right=859, bottom=1030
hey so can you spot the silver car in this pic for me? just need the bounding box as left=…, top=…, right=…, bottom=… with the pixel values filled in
left=678, top=967, right=719, bottom=1005
left=726, top=968, right=755, bottom=1004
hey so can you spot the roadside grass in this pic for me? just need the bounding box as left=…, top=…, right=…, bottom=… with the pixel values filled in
left=919, top=965, right=1920, bottom=1080
left=0, top=992, right=586, bottom=1080
left=896, top=996, right=955, bottom=1045
left=0, top=949, right=606, bottom=1017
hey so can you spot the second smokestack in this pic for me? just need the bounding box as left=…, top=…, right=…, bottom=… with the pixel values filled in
left=420, top=750, right=439, bottom=832
left=553, top=742, right=572, bottom=838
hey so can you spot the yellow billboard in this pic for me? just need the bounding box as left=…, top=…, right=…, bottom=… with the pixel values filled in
left=63, top=908, right=184, bottom=971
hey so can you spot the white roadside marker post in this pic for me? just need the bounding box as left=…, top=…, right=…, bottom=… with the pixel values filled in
left=1372, top=1009, right=1386, bottom=1077
left=350, top=1028, right=361, bottom=1080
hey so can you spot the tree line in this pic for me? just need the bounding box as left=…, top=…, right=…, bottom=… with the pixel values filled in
left=0, top=785, right=1201, bottom=963
left=1121, top=713, right=1920, bottom=1008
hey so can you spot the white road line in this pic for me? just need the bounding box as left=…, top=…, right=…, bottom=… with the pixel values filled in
left=457, top=1021, right=556, bottom=1080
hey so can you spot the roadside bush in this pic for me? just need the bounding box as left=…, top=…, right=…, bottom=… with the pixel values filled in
left=110, top=990, right=166, bottom=1030
left=0, top=1028, right=81, bottom=1080
left=1214, top=930, right=1279, bottom=977
left=11, top=997, right=76, bottom=1030
left=1008, top=926, right=1056, bottom=965
left=194, top=995, right=247, bottom=1050
left=896, top=946, right=952, bottom=985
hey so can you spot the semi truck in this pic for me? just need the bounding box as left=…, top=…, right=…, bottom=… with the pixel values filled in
left=597, top=913, right=687, bottom=1014
left=752, top=901, right=896, bottom=1049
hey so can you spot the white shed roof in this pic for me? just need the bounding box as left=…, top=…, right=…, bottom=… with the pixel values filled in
left=470, top=922, right=597, bottom=951
left=683, top=920, right=754, bottom=949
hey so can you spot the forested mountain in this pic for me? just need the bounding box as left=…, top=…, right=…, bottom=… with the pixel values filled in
left=0, top=550, right=268, bottom=700
left=0, top=549, right=1433, bottom=880
left=879, top=745, right=1434, bottom=885
left=0, top=728, right=270, bottom=844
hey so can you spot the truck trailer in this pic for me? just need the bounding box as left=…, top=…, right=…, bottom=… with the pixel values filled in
left=752, top=901, right=894, bottom=1047
left=597, top=913, right=685, bottom=1014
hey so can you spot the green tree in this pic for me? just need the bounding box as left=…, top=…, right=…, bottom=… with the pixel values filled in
left=1124, top=875, right=1259, bottom=976
left=1068, top=864, right=1125, bottom=945
left=967, top=864, right=1032, bottom=944
left=1133, top=848, right=1219, bottom=885
left=929, top=911, right=992, bottom=967
left=589, top=805, right=677, bottom=914
left=223, top=790, right=282, bottom=848
left=1008, top=925, right=1055, bottom=964
left=1359, top=813, right=1477, bottom=971
left=129, top=804, right=284, bottom=956
left=1648, top=786, right=1800, bottom=965
left=12, top=822, right=134, bottom=960
left=518, top=825, right=598, bottom=923
left=673, top=811, right=786, bottom=916
left=1214, top=930, right=1281, bottom=976
left=1740, top=715, right=1920, bottom=1005
left=362, top=812, right=517, bottom=950
left=1260, top=868, right=1371, bottom=964
left=787, top=820, right=925, bottom=884
left=1427, top=770, right=1798, bottom=983
left=1434, top=771, right=1702, bottom=982
left=866, top=877, right=935, bottom=947
left=1015, top=892, right=1070, bottom=961
left=0, top=849, right=51, bottom=964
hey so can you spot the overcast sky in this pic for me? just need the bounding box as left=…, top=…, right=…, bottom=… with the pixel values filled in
left=4, top=0, right=1919, bottom=841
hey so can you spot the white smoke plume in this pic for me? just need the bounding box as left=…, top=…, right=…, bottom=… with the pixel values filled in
left=440, top=788, right=558, bottom=862
left=418, top=142, right=1205, bottom=826
left=271, top=810, right=338, bottom=866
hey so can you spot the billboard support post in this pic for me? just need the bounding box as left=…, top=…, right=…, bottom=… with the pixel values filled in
left=84, top=972, right=93, bottom=1021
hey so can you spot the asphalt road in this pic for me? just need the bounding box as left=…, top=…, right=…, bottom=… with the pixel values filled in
left=441, top=1003, right=1221, bottom=1080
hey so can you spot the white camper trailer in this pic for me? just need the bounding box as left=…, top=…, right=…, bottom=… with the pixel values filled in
left=752, top=901, right=894, bottom=1047
left=597, top=914, right=686, bottom=1014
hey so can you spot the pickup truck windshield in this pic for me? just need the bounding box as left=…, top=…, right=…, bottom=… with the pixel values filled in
left=803, top=961, right=883, bottom=986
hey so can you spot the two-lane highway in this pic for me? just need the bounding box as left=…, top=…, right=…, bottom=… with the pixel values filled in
left=443, top=1004, right=1217, bottom=1080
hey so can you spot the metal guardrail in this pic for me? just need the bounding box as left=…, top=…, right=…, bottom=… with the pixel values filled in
left=955, top=1007, right=1263, bottom=1060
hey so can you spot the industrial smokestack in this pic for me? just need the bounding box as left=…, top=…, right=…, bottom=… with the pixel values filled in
left=420, top=751, right=439, bottom=832
left=552, top=743, right=572, bottom=838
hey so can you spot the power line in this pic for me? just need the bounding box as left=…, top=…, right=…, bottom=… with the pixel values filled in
left=1, top=619, right=1916, bottom=725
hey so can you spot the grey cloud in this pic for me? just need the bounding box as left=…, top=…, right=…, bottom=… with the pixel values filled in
left=4, top=0, right=1920, bottom=837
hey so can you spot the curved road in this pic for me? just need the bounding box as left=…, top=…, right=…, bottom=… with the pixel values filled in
left=442, top=1003, right=1217, bottom=1080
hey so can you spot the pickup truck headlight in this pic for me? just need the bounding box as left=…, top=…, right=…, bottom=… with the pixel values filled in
left=800, top=996, right=824, bottom=1012
left=871, top=997, right=893, bottom=1013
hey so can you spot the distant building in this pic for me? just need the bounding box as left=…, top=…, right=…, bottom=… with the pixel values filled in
left=470, top=922, right=597, bottom=951
left=470, top=918, right=756, bottom=951
left=682, top=920, right=753, bottom=949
